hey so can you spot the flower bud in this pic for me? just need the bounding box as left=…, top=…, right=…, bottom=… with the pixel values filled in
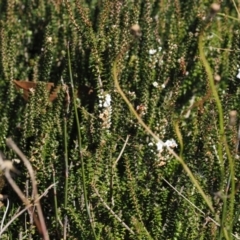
left=130, top=24, right=141, bottom=38
left=229, top=110, right=237, bottom=126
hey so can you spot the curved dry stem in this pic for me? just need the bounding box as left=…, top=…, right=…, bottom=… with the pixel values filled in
left=6, top=138, right=49, bottom=240
left=112, top=61, right=214, bottom=213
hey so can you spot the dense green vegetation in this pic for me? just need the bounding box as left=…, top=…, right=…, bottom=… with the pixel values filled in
left=0, top=0, right=240, bottom=239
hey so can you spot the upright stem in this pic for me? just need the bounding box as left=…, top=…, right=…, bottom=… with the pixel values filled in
left=198, top=21, right=235, bottom=239
left=67, top=43, right=97, bottom=239
left=63, top=116, right=69, bottom=239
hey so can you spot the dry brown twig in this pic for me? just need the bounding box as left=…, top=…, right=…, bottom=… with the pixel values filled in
left=0, top=138, right=50, bottom=240
left=0, top=183, right=55, bottom=236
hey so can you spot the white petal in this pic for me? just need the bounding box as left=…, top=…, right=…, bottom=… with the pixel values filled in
left=149, top=49, right=157, bottom=55
left=156, top=141, right=164, bottom=152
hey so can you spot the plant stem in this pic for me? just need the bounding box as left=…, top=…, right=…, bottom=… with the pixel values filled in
left=198, top=22, right=235, bottom=239
left=67, top=43, right=97, bottom=240
left=63, top=116, right=69, bottom=239
left=112, top=61, right=214, bottom=213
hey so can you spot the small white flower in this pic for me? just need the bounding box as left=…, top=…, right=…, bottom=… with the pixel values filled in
left=237, top=69, right=240, bottom=79
left=156, top=141, right=164, bottom=152
left=106, top=94, right=111, bottom=101
left=152, top=81, right=158, bottom=87
left=164, top=139, right=178, bottom=148
left=103, top=94, right=111, bottom=107
left=47, top=37, right=52, bottom=43
left=149, top=49, right=157, bottom=55
left=156, top=139, right=177, bottom=153
left=128, top=91, right=136, bottom=97
left=158, top=47, right=162, bottom=52
left=161, top=84, right=165, bottom=88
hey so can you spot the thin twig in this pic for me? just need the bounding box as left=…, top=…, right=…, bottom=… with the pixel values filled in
left=6, top=138, right=49, bottom=240
left=113, top=135, right=130, bottom=168
left=92, top=185, right=134, bottom=235
left=0, top=206, right=29, bottom=236
left=4, top=169, right=44, bottom=236
left=6, top=138, right=37, bottom=200
left=35, top=183, right=57, bottom=201
left=0, top=198, right=9, bottom=232
left=162, top=178, right=240, bottom=240
left=0, top=179, right=55, bottom=236
left=162, top=178, right=205, bottom=215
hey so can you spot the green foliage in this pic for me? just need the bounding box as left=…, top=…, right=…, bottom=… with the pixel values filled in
left=0, top=0, right=239, bottom=239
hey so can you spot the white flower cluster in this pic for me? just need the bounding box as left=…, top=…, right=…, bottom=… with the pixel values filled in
left=156, top=139, right=177, bottom=153
left=99, top=93, right=111, bottom=108
left=149, top=47, right=162, bottom=55
left=152, top=81, right=166, bottom=89
left=148, top=138, right=178, bottom=166
left=148, top=46, right=163, bottom=68
left=99, top=93, right=112, bottom=129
